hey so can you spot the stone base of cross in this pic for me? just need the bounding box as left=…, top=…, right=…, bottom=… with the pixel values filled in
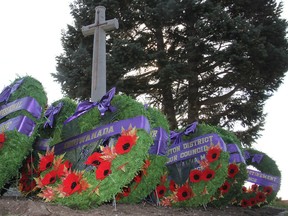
left=82, top=6, right=119, bottom=102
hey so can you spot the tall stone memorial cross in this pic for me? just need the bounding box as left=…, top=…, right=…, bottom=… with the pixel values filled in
left=82, top=6, right=119, bottom=102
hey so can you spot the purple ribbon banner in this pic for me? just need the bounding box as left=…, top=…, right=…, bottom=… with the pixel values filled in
left=246, top=168, right=281, bottom=191
left=0, top=115, right=36, bottom=136
left=0, top=79, right=24, bottom=104
left=35, top=115, right=150, bottom=155
left=149, top=127, right=169, bottom=156
left=0, top=97, right=42, bottom=120
left=226, top=143, right=246, bottom=164
left=166, top=133, right=227, bottom=165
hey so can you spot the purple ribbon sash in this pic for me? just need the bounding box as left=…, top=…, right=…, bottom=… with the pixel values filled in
left=149, top=127, right=169, bottom=156
left=0, top=97, right=42, bottom=120
left=166, top=133, right=227, bottom=165
left=246, top=168, right=281, bottom=191
left=244, top=151, right=264, bottom=164
left=170, top=121, right=198, bottom=146
left=64, top=87, right=116, bottom=124
left=0, top=79, right=24, bottom=104
left=36, top=115, right=150, bottom=155
left=226, top=143, right=246, bottom=164
left=44, top=102, right=63, bottom=128
left=0, top=115, right=36, bottom=136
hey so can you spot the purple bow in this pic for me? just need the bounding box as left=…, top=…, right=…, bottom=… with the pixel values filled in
left=244, top=150, right=264, bottom=164
left=64, top=87, right=116, bottom=124
left=170, top=121, right=198, bottom=145
left=44, top=102, right=64, bottom=128
left=0, top=79, right=24, bottom=103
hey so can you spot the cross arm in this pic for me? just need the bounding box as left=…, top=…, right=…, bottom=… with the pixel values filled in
left=82, top=18, right=119, bottom=37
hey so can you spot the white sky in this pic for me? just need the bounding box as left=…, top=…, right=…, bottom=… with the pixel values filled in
left=0, top=1, right=287, bottom=199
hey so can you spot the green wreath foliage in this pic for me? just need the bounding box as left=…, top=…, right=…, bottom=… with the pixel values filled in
left=209, top=127, right=248, bottom=208
left=35, top=93, right=154, bottom=209
left=0, top=76, right=47, bottom=190
left=158, top=123, right=230, bottom=207
left=234, top=148, right=281, bottom=208
left=117, top=106, right=170, bottom=203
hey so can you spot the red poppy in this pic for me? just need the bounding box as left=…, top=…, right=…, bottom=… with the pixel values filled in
left=176, top=185, right=193, bottom=201
left=41, top=170, right=57, bottom=186
left=189, top=169, right=202, bottom=183
left=155, top=185, right=167, bottom=199
left=241, top=198, right=250, bottom=208
left=169, top=180, right=176, bottom=192
left=85, top=152, right=105, bottom=167
left=0, top=133, right=5, bottom=149
left=38, top=151, right=54, bottom=172
left=256, top=191, right=266, bottom=203
left=115, top=135, right=137, bottom=155
left=249, top=197, right=257, bottom=206
left=242, top=186, right=247, bottom=193
left=263, top=186, right=273, bottom=195
left=206, top=146, right=221, bottom=163
left=60, top=172, right=82, bottom=196
left=251, top=184, right=258, bottom=192
left=56, top=160, right=72, bottom=178
left=220, top=181, right=230, bottom=194
left=228, top=164, right=239, bottom=178
left=201, top=168, right=215, bottom=181
left=95, top=161, right=112, bottom=180
left=122, top=187, right=131, bottom=197
left=133, top=172, right=143, bottom=183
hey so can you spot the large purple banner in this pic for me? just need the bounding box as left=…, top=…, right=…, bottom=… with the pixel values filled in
left=247, top=168, right=281, bottom=191
left=0, top=115, right=36, bottom=136
left=0, top=97, right=42, bottom=120
left=166, top=133, right=226, bottom=165
left=35, top=115, right=150, bottom=155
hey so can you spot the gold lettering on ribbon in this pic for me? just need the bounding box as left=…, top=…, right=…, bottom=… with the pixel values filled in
left=150, top=130, right=158, bottom=139
left=0, top=101, right=23, bottom=118
left=167, top=145, right=181, bottom=155
left=180, top=145, right=209, bottom=159
left=0, top=120, right=13, bottom=131
left=63, top=126, right=114, bottom=150
left=182, top=135, right=213, bottom=149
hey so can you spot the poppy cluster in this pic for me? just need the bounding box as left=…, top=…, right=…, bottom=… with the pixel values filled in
left=85, top=127, right=138, bottom=181
left=28, top=148, right=90, bottom=201
left=239, top=184, right=273, bottom=208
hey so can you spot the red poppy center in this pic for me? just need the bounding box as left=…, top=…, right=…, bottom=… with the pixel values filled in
left=104, top=169, right=110, bottom=176
left=122, top=143, right=130, bottom=150
left=46, top=162, right=52, bottom=168
left=159, top=189, right=164, bottom=195
left=92, top=160, right=101, bottom=166
left=193, top=174, right=200, bottom=180
left=71, top=181, right=77, bottom=190
left=206, top=173, right=212, bottom=179
left=212, top=153, right=217, bottom=159
left=222, top=185, right=228, bottom=190
left=49, top=177, right=55, bottom=183
left=229, top=169, right=235, bottom=174
left=182, top=191, right=188, bottom=198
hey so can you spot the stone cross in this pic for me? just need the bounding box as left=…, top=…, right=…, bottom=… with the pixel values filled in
left=82, top=6, right=119, bottom=102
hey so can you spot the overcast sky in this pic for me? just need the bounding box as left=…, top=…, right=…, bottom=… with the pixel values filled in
left=0, top=1, right=287, bottom=199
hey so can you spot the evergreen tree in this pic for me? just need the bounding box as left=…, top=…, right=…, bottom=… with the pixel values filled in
left=53, top=0, right=288, bottom=146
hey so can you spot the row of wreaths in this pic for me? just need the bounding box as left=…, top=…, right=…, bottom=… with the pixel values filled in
left=0, top=76, right=281, bottom=210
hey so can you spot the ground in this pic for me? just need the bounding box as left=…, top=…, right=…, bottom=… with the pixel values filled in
left=0, top=196, right=287, bottom=216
